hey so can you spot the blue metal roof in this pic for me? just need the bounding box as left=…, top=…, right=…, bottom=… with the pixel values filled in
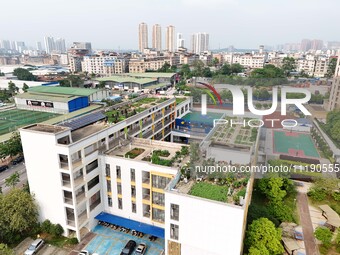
left=95, top=212, right=165, bottom=238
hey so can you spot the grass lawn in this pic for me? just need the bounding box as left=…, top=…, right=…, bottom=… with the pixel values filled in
left=189, top=182, right=228, bottom=202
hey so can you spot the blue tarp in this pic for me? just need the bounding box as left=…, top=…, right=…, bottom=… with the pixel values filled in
left=95, top=212, right=165, bottom=238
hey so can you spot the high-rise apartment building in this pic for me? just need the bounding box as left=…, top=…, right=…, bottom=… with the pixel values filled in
left=311, top=39, right=323, bottom=51
left=328, top=57, right=340, bottom=110
left=152, top=24, right=162, bottom=51
left=0, top=40, right=11, bottom=50
left=300, top=39, right=311, bottom=52
left=139, top=22, right=148, bottom=52
left=15, top=41, right=26, bottom=53
left=36, top=42, right=43, bottom=51
left=44, top=36, right=55, bottom=54
left=55, top=38, right=67, bottom=53
left=166, top=25, right=175, bottom=52
left=177, top=33, right=184, bottom=50
left=191, top=33, right=209, bottom=54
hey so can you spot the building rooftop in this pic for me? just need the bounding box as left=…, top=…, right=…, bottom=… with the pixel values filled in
left=106, top=138, right=189, bottom=168
left=65, top=96, right=175, bottom=143
left=23, top=123, right=69, bottom=134
left=210, top=117, right=257, bottom=148
left=127, top=73, right=176, bottom=79
left=71, top=122, right=108, bottom=142
left=96, top=76, right=156, bottom=85
left=28, top=86, right=101, bottom=97
left=171, top=162, right=250, bottom=206
left=15, top=92, right=80, bottom=103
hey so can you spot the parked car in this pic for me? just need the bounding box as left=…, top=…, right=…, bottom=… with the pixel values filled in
left=12, top=155, right=24, bottom=165
left=0, top=165, right=9, bottom=173
left=120, top=240, right=136, bottom=255
left=135, top=243, right=147, bottom=254
left=78, top=251, right=90, bottom=255
left=24, top=239, right=44, bottom=255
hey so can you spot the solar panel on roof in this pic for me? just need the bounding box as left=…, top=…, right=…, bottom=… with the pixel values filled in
left=58, top=112, right=106, bottom=130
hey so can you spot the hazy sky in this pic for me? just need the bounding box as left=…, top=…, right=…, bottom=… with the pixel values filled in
left=1, top=0, right=339, bottom=50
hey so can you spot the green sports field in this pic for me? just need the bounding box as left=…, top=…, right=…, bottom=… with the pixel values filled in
left=273, top=131, right=319, bottom=158
left=0, top=109, right=60, bottom=135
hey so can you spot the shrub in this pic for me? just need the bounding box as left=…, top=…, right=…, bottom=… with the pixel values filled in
left=332, top=192, right=340, bottom=201
left=50, top=224, right=64, bottom=237
left=41, top=220, right=52, bottom=233
left=307, top=188, right=327, bottom=201
left=269, top=202, right=295, bottom=222
left=68, top=237, right=79, bottom=245
left=314, top=227, right=332, bottom=248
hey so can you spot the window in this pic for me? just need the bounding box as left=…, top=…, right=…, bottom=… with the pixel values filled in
left=130, top=168, right=135, bottom=182
left=108, top=197, right=112, bottom=207
left=131, top=186, right=136, bottom=198
left=152, top=175, right=171, bottom=189
left=132, top=202, right=136, bottom=213
left=107, top=180, right=111, bottom=193
left=152, top=208, right=165, bottom=223
left=170, top=224, right=179, bottom=240
left=152, top=192, right=165, bottom=206
left=86, top=159, right=98, bottom=174
left=170, top=204, right=179, bottom=221
left=116, top=166, right=121, bottom=179
left=117, top=183, right=122, bottom=195
left=105, top=164, right=111, bottom=177
left=87, top=175, right=99, bottom=191
left=118, top=198, right=123, bottom=209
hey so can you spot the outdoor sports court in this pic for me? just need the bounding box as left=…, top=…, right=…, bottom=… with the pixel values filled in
left=0, top=109, right=60, bottom=135
left=84, top=225, right=164, bottom=255
left=273, top=130, right=319, bottom=158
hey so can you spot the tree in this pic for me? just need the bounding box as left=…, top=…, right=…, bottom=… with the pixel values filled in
left=0, top=244, right=14, bottom=255
left=7, top=81, right=18, bottom=96
left=326, top=58, right=338, bottom=78
left=257, top=177, right=287, bottom=204
left=192, top=60, right=205, bottom=77
left=0, top=188, right=38, bottom=243
left=179, top=64, right=192, bottom=79
left=202, top=67, right=213, bottom=77
left=219, top=64, right=232, bottom=75
left=246, top=218, right=284, bottom=255
left=5, top=171, right=20, bottom=188
left=0, top=132, right=23, bottom=158
left=50, top=223, right=64, bottom=237
left=211, top=57, right=219, bottom=67
left=13, top=68, right=36, bottom=81
left=314, top=226, right=333, bottom=248
left=22, top=83, right=29, bottom=92
left=230, top=63, right=244, bottom=74
left=281, top=57, right=296, bottom=76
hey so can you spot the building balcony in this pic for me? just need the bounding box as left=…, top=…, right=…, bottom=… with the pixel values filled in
left=64, top=196, right=73, bottom=205
left=67, top=219, right=75, bottom=227
left=90, top=199, right=101, bottom=211
left=78, top=211, right=88, bottom=226
left=76, top=192, right=86, bottom=204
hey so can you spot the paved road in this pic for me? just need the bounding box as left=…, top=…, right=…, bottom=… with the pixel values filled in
left=14, top=237, right=69, bottom=255
left=0, top=162, right=27, bottom=193
left=297, top=192, right=320, bottom=255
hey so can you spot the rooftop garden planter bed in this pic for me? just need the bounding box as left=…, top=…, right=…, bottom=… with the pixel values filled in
left=125, top=148, right=145, bottom=159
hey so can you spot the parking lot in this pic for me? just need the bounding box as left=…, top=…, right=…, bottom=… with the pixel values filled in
left=14, top=237, right=70, bottom=255
left=84, top=225, right=165, bottom=255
